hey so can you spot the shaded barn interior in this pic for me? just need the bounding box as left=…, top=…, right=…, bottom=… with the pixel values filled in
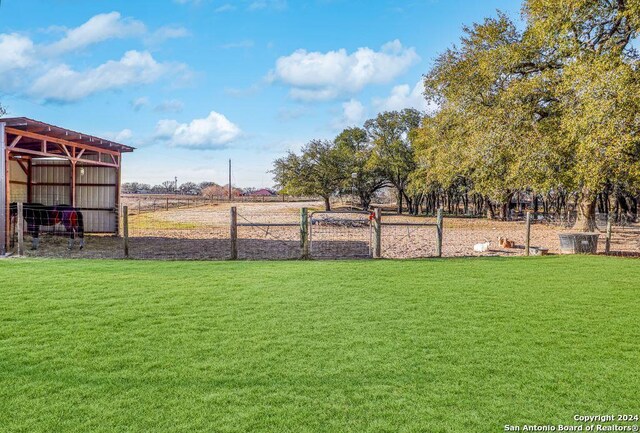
left=1, top=118, right=134, bottom=253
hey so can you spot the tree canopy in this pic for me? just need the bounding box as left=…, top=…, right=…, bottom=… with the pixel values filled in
left=270, top=0, right=640, bottom=228
left=416, top=0, right=640, bottom=230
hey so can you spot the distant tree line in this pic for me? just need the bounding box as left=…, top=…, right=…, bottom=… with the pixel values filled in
left=272, top=0, right=640, bottom=231
left=121, top=181, right=258, bottom=198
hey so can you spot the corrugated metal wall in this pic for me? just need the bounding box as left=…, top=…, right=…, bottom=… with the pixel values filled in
left=32, top=160, right=70, bottom=206
left=17, top=159, right=119, bottom=233
left=77, top=165, right=117, bottom=233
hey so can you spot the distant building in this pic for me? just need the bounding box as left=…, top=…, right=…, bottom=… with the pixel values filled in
left=246, top=188, right=276, bottom=197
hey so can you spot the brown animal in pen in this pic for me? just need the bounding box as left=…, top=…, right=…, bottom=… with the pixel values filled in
left=498, top=237, right=515, bottom=249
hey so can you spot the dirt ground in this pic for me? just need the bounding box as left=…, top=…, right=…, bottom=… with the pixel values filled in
left=11, top=200, right=640, bottom=260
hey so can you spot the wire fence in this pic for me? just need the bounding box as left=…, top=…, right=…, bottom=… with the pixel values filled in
left=310, top=211, right=373, bottom=259
left=4, top=201, right=640, bottom=259
left=121, top=194, right=319, bottom=216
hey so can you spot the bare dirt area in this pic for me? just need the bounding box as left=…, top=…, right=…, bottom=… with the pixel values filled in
left=11, top=200, right=640, bottom=260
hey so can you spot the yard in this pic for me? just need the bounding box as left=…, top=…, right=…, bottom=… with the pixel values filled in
left=0, top=256, right=638, bottom=432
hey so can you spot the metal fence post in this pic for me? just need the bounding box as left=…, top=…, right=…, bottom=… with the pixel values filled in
left=230, top=206, right=238, bottom=260
left=17, top=202, right=24, bottom=256
left=436, top=207, right=443, bottom=258
left=373, top=208, right=382, bottom=258
left=605, top=215, right=613, bottom=255
left=300, top=207, right=309, bottom=259
left=525, top=211, right=532, bottom=256
left=123, top=206, right=129, bottom=258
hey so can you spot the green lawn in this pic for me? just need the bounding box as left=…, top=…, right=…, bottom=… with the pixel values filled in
left=0, top=257, right=638, bottom=433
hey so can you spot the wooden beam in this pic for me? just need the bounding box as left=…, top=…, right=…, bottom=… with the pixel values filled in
left=15, top=159, right=29, bottom=176
left=27, top=158, right=32, bottom=203
left=6, top=127, right=120, bottom=157
left=9, top=136, right=22, bottom=148
left=8, top=148, right=119, bottom=168
left=1, top=123, right=7, bottom=255
left=70, top=160, right=76, bottom=207
left=115, top=161, right=122, bottom=236
left=59, top=143, right=72, bottom=159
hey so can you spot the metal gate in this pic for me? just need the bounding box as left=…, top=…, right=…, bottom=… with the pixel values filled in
left=309, top=211, right=372, bottom=259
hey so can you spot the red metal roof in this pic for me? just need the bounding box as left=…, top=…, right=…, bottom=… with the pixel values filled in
left=1, top=117, right=134, bottom=153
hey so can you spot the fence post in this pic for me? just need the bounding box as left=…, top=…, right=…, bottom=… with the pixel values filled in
left=17, top=202, right=24, bottom=256
left=436, top=207, right=443, bottom=258
left=300, top=207, right=309, bottom=259
left=525, top=211, right=531, bottom=256
left=605, top=215, right=612, bottom=255
left=123, top=205, right=129, bottom=258
left=166, top=197, right=169, bottom=211
left=230, top=206, right=238, bottom=260
left=373, top=208, right=382, bottom=258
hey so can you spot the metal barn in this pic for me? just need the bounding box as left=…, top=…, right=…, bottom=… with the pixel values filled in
left=1, top=118, right=134, bottom=254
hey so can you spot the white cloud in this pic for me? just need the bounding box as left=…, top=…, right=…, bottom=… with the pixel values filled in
left=30, top=51, right=183, bottom=102
left=103, top=128, right=134, bottom=143
left=0, top=33, right=35, bottom=73
left=115, top=129, right=134, bottom=142
left=131, top=96, right=150, bottom=111
left=155, top=111, right=242, bottom=149
left=46, top=12, right=146, bottom=55
left=270, top=40, right=420, bottom=101
left=374, top=80, right=435, bottom=113
left=339, top=99, right=366, bottom=127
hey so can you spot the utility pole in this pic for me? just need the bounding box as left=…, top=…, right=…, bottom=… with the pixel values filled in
left=228, top=159, right=232, bottom=202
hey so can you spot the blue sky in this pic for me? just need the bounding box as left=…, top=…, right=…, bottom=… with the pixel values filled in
left=0, top=0, right=521, bottom=187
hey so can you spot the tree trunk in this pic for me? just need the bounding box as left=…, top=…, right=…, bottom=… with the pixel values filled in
left=323, top=196, right=331, bottom=211
left=359, top=195, right=371, bottom=211
left=485, top=197, right=495, bottom=220
left=499, top=192, right=515, bottom=221
left=397, top=190, right=403, bottom=214
left=574, top=189, right=597, bottom=232
left=500, top=201, right=509, bottom=221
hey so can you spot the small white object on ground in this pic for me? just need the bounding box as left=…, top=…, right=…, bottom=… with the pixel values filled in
left=473, top=241, right=491, bottom=253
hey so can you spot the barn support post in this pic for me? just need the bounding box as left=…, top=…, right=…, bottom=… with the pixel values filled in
left=436, top=207, right=444, bottom=258
left=70, top=160, right=77, bottom=207
left=300, top=207, right=309, bottom=259
left=115, top=157, right=122, bottom=236
left=525, top=211, right=532, bottom=256
left=123, top=205, right=129, bottom=258
left=17, top=202, right=24, bottom=256
left=27, top=158, right=32, bottom=203
left=372, top=208, right=382, bottom=259
left=230, top=206, right=238, bottom=260
left=0, top=122, right=6, bottom=255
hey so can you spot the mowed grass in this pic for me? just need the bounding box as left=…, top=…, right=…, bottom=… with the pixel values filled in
left=0, top=257, right=639, bottom=433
